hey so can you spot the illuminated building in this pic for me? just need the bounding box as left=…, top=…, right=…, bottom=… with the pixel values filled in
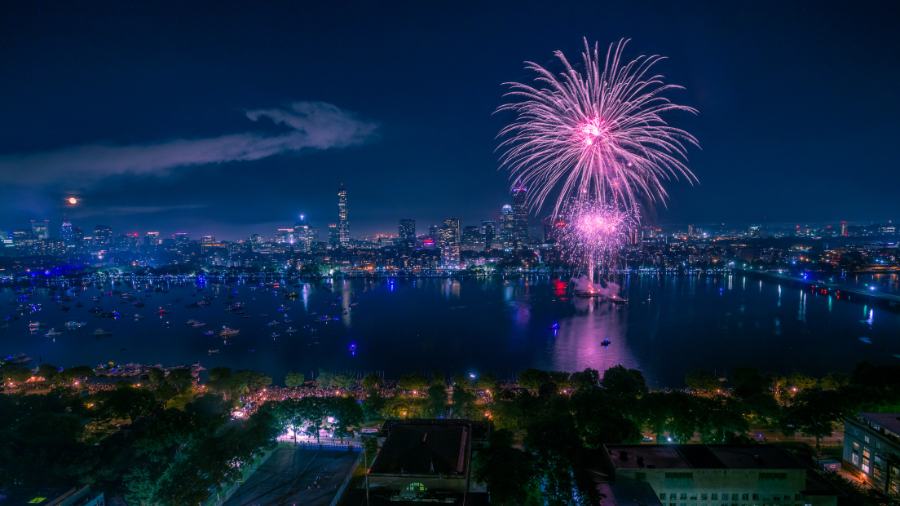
left=294, top=214, right=314, bottom=253
left=60, top=220, right=74, bottom=247
left=275, top=227, right=295, bottom=244
left=328, top=223, right=340, bottom=249
left=843, top=413, right=900, bottom=498
left=439, top=217, right=460, bottom=268
left=337, top=184, right=350, bottom=247
left=511, top=184, right=529, bottom=247
left=500, top=204, right=515, bottom=249
left=461, top=225, right=482, bottom=251
left=481, top=220, right=496, bottom=251
left=92, top=225, right=112, bottom=249
left=144, top=231, right=160, bottom=246
left=600, top=445, right=837, bottom=506
left=840, top=220, right=849, bottom=237
left=30, top=219, right=49, bottom=241
left=367, top=420, right=487, bottom=504
left=399, top=219, right=416, bottom=250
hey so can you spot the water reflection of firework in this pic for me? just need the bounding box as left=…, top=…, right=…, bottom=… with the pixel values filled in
left=559, top=200, right=637, bottom=286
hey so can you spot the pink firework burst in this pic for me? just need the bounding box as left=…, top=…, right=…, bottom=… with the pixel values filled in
left=559, top=200, right=637, bottom=275
left=497, top=38, right=699, bottom=217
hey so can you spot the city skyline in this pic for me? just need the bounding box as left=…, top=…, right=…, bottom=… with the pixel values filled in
left=2, top=2, right=900, bottom=237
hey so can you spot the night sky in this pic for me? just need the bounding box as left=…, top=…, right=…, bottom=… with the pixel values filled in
left=2, top=1, right=899, bottom=238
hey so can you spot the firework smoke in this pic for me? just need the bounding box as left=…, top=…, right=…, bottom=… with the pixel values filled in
left=558, top=200, right=637, bottom=288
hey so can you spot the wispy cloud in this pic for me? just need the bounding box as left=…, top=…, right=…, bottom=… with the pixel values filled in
left=0, top=101, right=375, bottom=184
left=71, top=204, right=208, bottom=219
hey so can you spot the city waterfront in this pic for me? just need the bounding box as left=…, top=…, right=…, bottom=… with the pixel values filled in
left=3, top=273, right=898, bottom=386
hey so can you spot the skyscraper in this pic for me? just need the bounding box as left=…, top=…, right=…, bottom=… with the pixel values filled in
left=511, top=184, right=529, bottom=248
left=481, top=221, right=496, bottom=251
left=294, top=214, right=314, bottom=253
left=328, top=223, right=340, bottom=249
left=60, top=220, right=74, bottom=247
left=337, top=184, right=350, bottom=247
left=398, top=219, right=416, bottom=250
left=30, top=219, right=49, bottom=241
left=439, top=217, right=460, bottom=268
left=500, top=204, right=515, bottom=250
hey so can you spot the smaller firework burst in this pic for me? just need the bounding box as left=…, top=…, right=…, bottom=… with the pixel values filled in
left=559, top=200, right=637, bottom=283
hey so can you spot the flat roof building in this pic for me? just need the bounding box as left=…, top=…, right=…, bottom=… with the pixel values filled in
left=843, top=412, right=900, bottom=499
left=367, top=419, right=487, bottom=504
left=597, top=444, right=837, bottom=506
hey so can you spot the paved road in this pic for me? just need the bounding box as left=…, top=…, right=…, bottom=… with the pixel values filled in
left=224, top=445, right=359, bottom=506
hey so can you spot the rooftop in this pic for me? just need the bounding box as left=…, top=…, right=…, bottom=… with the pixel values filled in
left=370, top=420, right=472, bottom=476
left=606, top=445, right=804, bottom=470
left=858, top=412, right=900, bottom=438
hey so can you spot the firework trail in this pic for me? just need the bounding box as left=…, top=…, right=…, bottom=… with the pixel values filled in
left=497, top=38, right=698, bottom=218
left=558, top=200, right=637, bottom=286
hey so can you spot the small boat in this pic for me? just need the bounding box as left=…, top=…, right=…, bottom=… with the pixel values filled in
left=859, top=336, right=872, bottom=344
left=266, top=320, right=281, bottom=327
left=203, top=330, right=215, bottom=337
left=65, top=320, right=86, bottom=330
left=208, top=348, right=220, bottom=355
left=219, top=326, right=240, bottom=338
left=601, top=338, right=611, bottom=347
left=93, top=328, right=113, bottom=337
left=28, top=321, right=41, bottom=332
left=271, top=332, right=281, bottom=338
left=285, top=326, right=297, bottom=334
left=45, top=328, right=63, bottom=337
left=607, top=295, right=628, bottom=305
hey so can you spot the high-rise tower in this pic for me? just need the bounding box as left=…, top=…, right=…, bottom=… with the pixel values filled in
left=337, top=184, right=350, bottom=247
left=398, top=219, right=416, bottom=250
left=439, top=217, right=460, bottom=268
left=511, top=184, right=529, bottom=248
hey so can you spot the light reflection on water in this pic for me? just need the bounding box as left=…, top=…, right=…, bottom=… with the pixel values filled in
left=1, top=274, right=898, bottom=386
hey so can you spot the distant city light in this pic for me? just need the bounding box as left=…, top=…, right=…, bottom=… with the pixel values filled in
left=66, top=196, right=79, bottom=206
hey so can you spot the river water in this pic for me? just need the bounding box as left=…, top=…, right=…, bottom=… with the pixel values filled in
left=2, top=274, right=898, bottom=386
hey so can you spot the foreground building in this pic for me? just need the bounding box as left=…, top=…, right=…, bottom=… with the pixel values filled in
left=843, top=412, right=900, bottom=498
left=597, top=444, right=837, bottom=506
left=367, top=419, right=487, bottom=504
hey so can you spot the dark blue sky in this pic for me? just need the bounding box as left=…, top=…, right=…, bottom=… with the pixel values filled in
left=1, top=1, right=899, bottom=238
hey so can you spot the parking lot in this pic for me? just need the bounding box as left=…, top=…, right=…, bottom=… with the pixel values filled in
left=224, top=445, right=360, bottom=506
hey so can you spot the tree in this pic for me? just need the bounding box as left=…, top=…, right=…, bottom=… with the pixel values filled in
left=685, top=370, right=721, bottom=395
left=397, top=373, right=429, bottom=393
left=284, top=371, right=305, bottom=388
left=361, top=372, right=382, bottom=391
left=518, top=369, right=551, bottom=392
left=781, top=388, right=847, bottom=454
left=451, top=386, right=476, bottom=418
left=426, top=384, right=448, bottom=418
left=602, top=366, right=648, bottom=401
left=474, top=430, right=540, bottom=506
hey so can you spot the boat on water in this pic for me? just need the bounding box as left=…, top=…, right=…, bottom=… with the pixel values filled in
left=285, top=326, right=297, bottom=334
left=28, top=321, right=41, bottom=331
left=93, top=328, right=113, bottom=337
left=219, top=326, right=240, bottom=338
left=208, top=348, right=220, bottom=355
left=65, top=320, right=86, bottom=330
left=45, top=328, right=62, bottom=337
left=271, top=332, right=281, bottom=339
left=607, top=295, right=629, bottom=305
left=202, top=330, right=215, bottom=337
